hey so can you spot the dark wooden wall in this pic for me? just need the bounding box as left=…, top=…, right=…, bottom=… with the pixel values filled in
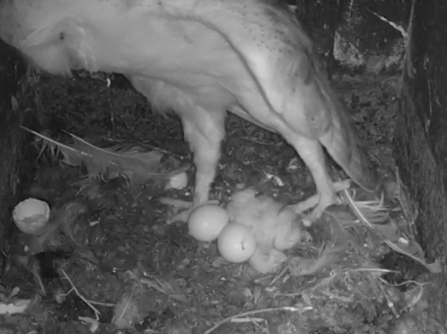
left=394, top=0, right=447, bottom=321
left=0, top=40, right=34, bottom=254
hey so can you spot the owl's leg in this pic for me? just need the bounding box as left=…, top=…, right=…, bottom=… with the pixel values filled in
left=289, top=136, right=350, bottom=226
left=129, top=79, right=226, bottom=223
left=163, top=106, right=226, bottom=224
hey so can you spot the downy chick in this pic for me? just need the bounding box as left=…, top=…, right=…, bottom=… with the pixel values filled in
left=227, top=188, right=304, bottom=251
left=227, top=188, right=304, bottom=274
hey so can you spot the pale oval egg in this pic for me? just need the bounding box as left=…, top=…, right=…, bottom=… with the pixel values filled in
left=217, top=223, right=257, bottom=263
left=166, top=172, right=188, bottom=190
left=188, top=204, right=229, bottom=242
left=12, top=198, right=51, bottom=235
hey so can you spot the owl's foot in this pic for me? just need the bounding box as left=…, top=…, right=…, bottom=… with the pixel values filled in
left=291, top=179, right=351, bottom=226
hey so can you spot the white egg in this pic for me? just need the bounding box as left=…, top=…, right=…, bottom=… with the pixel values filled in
left=166, top=172, right=188, bottom=190
left=188, top=204, right=229, bottom=242
left=12, top=198, right=50, bottom=235
left=217, top=223, right=257, bottom=263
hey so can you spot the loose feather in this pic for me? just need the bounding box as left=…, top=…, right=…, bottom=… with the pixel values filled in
left=22, top=126, right=191, bottom=185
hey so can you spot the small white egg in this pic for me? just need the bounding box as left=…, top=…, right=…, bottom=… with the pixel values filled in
left=12, top=198, right=50, bottom=235
left=217, top=223, right=257, bottom=263
left=188, top=204, right=229, bottom=242
left=166, top=172, right=188, bottom=190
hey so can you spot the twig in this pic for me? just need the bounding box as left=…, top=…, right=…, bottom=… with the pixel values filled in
left=379, top=277, right=428, bottom=312
left=377, top=280, right=399, bottom=317
left=366, top=8, right=408, bottom=43
left=203, top=306, right=312, bottom=334
left=350, top=268, right=396, bottom=274
left=30, top=259, right=46, bottom=297
left=85, top=300, right=114, bottom=307
left=60, top=269, right=102, bottom=320
left=114, top=292, right=134, bottom=324
left=269, top=266, right=288, bottom=285
left=343, top=189, right=441, bottom=273
left=241, top=136, right=282, bottom=147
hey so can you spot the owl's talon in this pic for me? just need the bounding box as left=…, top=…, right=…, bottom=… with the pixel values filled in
left=167, top=206, right=194, bottom=224
left=292, top=179, right=351, bottom=226
left=160, top=197, right=220, bottom=224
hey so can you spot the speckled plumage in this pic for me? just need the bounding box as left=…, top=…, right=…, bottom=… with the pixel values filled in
left=0, top=0, right=378, bottom=223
